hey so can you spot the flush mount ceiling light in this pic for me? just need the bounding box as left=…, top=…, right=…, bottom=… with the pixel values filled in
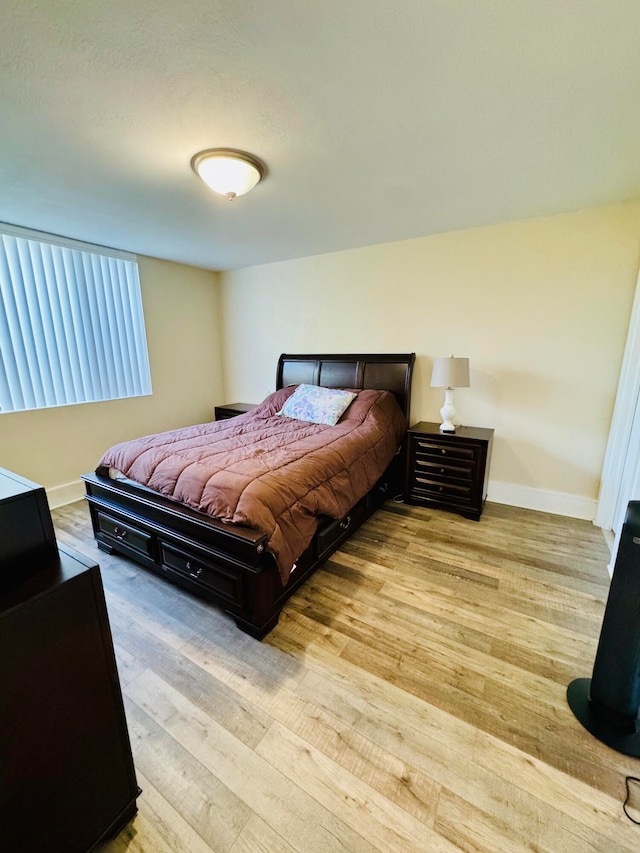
left=190, top=148, right=265, bottom=201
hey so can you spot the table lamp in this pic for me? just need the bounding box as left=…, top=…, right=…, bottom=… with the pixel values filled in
left=430, top=355, right=470, bottom=433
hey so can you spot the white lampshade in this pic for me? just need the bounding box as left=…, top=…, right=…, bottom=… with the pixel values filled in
left=191, top=149, right=264, bottom=200
left=431, top=356, right=470, bottom=389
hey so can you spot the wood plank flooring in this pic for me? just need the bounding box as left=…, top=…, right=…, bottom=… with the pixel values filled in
left=51, top=499, right=640, bottom=852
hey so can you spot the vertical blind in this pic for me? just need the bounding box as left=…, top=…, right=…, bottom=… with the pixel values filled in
left=0, top=226, right=152, bottom=413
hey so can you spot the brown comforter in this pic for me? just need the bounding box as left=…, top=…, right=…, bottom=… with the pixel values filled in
left=98, top=386, right=406, bottom=582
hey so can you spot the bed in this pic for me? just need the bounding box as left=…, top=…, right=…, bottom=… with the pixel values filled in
left=82, top=352, right=415, bottom=638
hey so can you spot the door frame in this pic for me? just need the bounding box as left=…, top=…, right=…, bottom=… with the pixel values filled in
left=595, top=274, right=640, bottom=532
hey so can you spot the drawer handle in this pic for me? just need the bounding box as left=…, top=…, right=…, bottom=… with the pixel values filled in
left=339, top=515, right=352, bottom=530
left=113, top=526, right=128, bottom=540
left=441, top=449, right=447, bottom=455
left=185, top=561, right=203, bottom=579
left=379, top=481, right=388, bottom=494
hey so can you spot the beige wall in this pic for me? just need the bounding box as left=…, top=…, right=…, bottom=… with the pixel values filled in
left=220, top=203, right=640, bottom=503
left=0, top=256, right=224, bottom=490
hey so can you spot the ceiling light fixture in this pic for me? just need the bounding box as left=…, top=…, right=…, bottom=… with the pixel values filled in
left=190, top=148, right=265, bottom=201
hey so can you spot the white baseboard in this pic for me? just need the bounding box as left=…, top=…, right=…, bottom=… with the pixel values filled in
left=46, top=479, right=85, bottom=509
left=487, top=480, right=597, bottom=521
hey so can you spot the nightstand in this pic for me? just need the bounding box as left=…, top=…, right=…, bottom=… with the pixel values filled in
left=405, top=422, right=494, bottom=521
left=214, top=402, right=257, bottom=421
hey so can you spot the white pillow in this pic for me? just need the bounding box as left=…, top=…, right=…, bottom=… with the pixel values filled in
left=278, top=384, right=357, bottom=425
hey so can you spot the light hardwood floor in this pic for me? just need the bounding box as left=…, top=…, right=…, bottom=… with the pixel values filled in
left=52, top=499, right=640, bottom=852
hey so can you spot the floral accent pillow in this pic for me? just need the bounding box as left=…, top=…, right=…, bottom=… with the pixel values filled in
left=277, top=384, right=357, bottom=426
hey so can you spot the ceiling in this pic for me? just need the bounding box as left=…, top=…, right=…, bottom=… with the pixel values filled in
left=2, top=1, right=640, bottom=271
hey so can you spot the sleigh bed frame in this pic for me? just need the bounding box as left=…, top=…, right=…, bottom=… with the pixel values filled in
left=82, top=352, right=415, bottom=639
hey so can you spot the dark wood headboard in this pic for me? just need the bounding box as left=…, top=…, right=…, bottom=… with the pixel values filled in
left=276, top=353, right=415, bottom=421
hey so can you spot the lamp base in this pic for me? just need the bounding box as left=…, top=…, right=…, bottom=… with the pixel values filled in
left=439, top=389, right=457, bottom=433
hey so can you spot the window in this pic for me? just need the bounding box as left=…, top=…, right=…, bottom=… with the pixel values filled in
left=0, top=224, right=152, bottom=414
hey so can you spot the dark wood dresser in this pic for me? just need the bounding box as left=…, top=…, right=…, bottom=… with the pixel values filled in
left=405, top=422, right=494, bottom=520
left=0, top=470, right=139, bottom=852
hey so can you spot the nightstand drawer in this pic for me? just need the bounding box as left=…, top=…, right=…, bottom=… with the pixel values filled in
left=411, top=476, right=473, bottom=503
left=413, top=438, right=478, bottom=462
left=413, top=457, right=474, bottom=481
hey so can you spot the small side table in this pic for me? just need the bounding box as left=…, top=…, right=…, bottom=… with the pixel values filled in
left=214, top=402, right=257, bottom=421
left=405, top=422, right=494, bottom=520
